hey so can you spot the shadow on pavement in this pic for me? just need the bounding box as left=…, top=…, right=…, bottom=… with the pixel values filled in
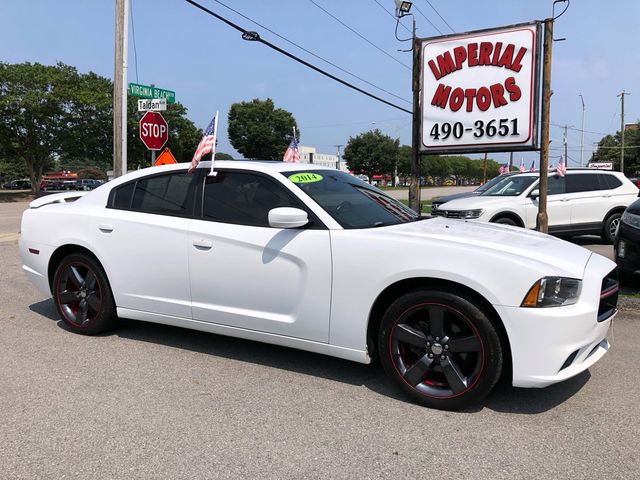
left=29, top=298, right=592, bottom=414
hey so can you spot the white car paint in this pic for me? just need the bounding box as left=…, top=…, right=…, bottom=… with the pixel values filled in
left=20, top=161, right=617, bottom=389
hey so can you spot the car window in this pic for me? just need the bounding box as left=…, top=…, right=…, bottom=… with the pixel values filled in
left=481, top=175, right=536, bottom=196
left=566, top=173, right=602, bottom=193
left=547, top=175, right=566, bottom=195
left=122, top=172, right=194, bottom=216
left=202, top=171, right=304, bottom=227
left=283, top=170, right=418, bottom=229
left=600, top=174, right=622, bottom=189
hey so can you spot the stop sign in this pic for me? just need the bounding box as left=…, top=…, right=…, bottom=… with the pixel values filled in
left=139, top=111, right=168, bottom=150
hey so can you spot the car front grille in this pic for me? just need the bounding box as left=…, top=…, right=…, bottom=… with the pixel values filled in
left=435, top=210, right=462, bottom=219
left=598, top=269, right=619, bottom=322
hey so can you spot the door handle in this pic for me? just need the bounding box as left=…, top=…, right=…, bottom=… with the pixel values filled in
left=193, top=239, right=213, bottom=250
left=98, top=224, right=114, bottom=233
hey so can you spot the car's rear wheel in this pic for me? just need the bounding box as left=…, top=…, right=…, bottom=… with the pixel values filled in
left=378, top=288, right=503, bottom=410
left=602, top=213, right=621, bottom=244
left=52, top=253, right=117, bottom=335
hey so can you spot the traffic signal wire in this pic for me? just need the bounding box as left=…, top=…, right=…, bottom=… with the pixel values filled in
left=209, top=0, right=411, bottom=105
left=182, top=0, right=412, bottom=115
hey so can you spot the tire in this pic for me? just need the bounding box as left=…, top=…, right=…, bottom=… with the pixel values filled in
left=492, top=216, right=517, bottom=226
left=52, top=253, right=117, bottom=335
left=602, top=213, right=621, bottom=244
left=378, top=288, right=503, bottom=410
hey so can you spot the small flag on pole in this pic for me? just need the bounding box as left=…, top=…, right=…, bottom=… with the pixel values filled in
left=189, top=112, right=218, bottom=174
left=519, top=158, right=525, bottom=173
left=556, top=159, right=567, bottom=176
left=283, top=127, right=300, bottom=163
left=499, top=163, right=509, bottom=175
left=529, top=160, right=536, bottom=172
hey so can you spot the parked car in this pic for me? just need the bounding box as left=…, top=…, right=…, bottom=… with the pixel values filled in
left=77, top=179, right=101, bottom=191
left=41, top=180, right=65, bottom=191
left=614, top=197, right=640, bottom=283
left=19, top=161, right=618, bottom=410
left=435, top=169, right=638, bottom=243
left=627, top=177, right=640, bottom=189
left=430, top=172, right=517, bottom=216
left=2, top=180, right=31, bottom=190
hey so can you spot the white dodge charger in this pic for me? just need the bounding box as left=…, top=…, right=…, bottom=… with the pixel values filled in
left=19, top=161, right=618, bottom=410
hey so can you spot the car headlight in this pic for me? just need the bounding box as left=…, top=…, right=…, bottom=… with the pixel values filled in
left=459, top=209, right=484, bottom=219
left=521, top=277, right=582, bottom=308
left=622, top=210, right=640, bottom=229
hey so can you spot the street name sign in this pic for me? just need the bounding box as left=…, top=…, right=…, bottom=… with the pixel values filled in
left=420, top=22, right=542, bottom=154
left=138, top=98, right=167, bottom=111
left=129, top=82, right=176, bottom=104
left=139, top=111, right=168, bottom=151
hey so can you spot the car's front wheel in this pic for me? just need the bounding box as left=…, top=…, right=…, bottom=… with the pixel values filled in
left=602, top=213, right=621, bottom=244
left=52, top=253, right=117, bottom=335
left=378, top=288, right=503, bottom=410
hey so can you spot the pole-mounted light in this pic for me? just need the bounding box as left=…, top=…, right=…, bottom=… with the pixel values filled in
left=394, top=0, right=412, bottom=17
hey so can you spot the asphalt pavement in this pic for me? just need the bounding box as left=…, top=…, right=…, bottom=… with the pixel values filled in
left=1, top=198, right=639, bottom=479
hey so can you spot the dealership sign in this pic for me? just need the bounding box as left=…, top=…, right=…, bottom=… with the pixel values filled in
left=420, top=22, right=541, bottom=154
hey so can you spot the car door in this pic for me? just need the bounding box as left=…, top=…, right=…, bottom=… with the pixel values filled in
left=188, top=170, right=332, bottom=343
left=565, top=173, right=608, bottom=229
left=91, top=171, right=196, bottom=319
left=524, top=175, right=570, bottom=229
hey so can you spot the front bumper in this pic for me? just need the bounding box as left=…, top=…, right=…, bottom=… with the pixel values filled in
left=614, top=222, right=640, bottom=275
left=496, top=253, right=616, bottom=388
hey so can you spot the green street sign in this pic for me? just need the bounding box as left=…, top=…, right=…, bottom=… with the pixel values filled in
left=128, top=83, right=176, bottom=104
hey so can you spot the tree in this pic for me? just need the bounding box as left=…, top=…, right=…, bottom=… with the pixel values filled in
left=228, top=98, right=298, bottom=159
left=343, top=129, right=399, bottom=181
left=215, top=152, right=233, bottom=160
left=591, top=123, right=640, bottom=175
left=76, top=166, right=107, bottom=180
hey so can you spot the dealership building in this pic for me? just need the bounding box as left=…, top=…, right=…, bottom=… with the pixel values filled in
left=299, top=146, right=349, bottom=171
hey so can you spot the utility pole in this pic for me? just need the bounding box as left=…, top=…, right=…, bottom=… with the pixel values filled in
left=334, top=144, right=343, bottom=170
left=483, top=153, right=488, bottom=184
left=578, top=94, right=585, bottom=166
left=563, top=124, right=571, bottom=166
left=508, top=152, right=513, bottom=172
left=537, top=17, right=553, bottom=234
left=113, top=0, right=129, bottom=178
left=618, top=90, right=630, bottom=174
left=409, top=15, right=421, bottom=213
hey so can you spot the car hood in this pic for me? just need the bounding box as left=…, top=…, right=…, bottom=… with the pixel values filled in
left=382, top=217, right=592, bottom=278
left=439, top=195, right=523, bottom=210
left=432, top=191, right=479, bottom=204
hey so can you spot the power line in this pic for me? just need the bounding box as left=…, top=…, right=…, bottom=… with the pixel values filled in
left=182, top=0, right=412, bottom=114
left=130, top=0, right=139, bottom=82
left=307, top=0, right=411, bottom=70
left=551, top=123, right=611, bottom=136
left=208, top=0, right=410, bottom=104
left=424, top=0, right=455, bottom=33
left=412, top=4, right=443, bottom=34
left=372, top=0, right=412, bottom=34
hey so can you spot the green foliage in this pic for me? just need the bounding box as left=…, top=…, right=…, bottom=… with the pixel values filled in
left=343, top=129, right=399, bottom=181
left=0, top=62, right=202, bottom=186
left=76, top=166, right=107, bottom=180
left=590, top=123, right=640, bottom=175
left=227, top=98, right=298, bottom=160
left=214, top=152, right=233, bottom=160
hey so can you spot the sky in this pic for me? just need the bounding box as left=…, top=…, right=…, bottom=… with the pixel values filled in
left=1, top=0, right=638, bottom=168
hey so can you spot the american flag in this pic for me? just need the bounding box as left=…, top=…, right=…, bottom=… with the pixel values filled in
left=499, top=163, right=509, bottom=175
left=283, top=136, right=300, bottom=163
left=529, top=161, right=536, bottom=172
left=189, top=114, right=217, bottom=173
left=519, top=158, right=525, bottom=172
left=556, top=159, right=567, bottom=176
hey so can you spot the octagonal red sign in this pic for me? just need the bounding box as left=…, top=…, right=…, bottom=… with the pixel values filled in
left=139, top=111, right=168, bottom=151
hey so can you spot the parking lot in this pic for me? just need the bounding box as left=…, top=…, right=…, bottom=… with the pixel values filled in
left=1, top=197, right=639, bottom=479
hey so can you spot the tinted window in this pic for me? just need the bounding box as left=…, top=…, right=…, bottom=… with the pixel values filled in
left=203, top=171, right=303, bottom=227
left=113, top=182, right=135, bottom=209
left=600, top=174, right=622, bottom=190
left=130, top=172, right=194, bottom=216
left=566, top=173, right=601, bottom=193
left=482, top=175, right=537, bottom=196
left=547, top=175, right=566, bottom=195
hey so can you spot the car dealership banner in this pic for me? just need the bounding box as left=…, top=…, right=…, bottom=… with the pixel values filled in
left=420, top=22, right=542, bottom=154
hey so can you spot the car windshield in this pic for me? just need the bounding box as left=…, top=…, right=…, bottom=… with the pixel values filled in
left=474, top=174, right=512, bottom=193
left=481, top=175, right=536, bottom=196
left=283, top=170, right=419, bottom=228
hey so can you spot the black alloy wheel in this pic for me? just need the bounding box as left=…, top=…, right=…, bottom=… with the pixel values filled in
left=379, top=289, right=503, bottom=410
left=53, top=253, right=117, bottom=335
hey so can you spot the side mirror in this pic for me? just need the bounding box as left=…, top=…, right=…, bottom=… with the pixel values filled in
left=268, top=207, right=309, bottom=228
left=530, top=189, right=540, bottom=199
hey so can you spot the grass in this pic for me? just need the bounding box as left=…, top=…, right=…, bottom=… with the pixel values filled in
left=399, top=199, right=432, bottom=213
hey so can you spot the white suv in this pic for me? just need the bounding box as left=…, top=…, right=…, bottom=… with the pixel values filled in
left=435, top=169, right=639, bottom=243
